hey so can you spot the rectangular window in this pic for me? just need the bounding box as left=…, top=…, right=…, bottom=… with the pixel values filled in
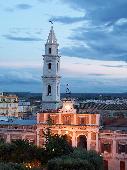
left=63, top=116, right=71, bottom=124
left=91, top=115, right=96, bottom=124
left=80, top=118, right=85, bottom=125
left=118, top=144, right=126, bottom=154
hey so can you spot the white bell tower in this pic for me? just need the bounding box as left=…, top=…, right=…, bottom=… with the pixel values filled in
left=42, top=26, right=61, bottom=111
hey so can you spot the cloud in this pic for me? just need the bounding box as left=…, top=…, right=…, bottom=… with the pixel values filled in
left=62, top=0, right=127, bottom=23
left=102, top=64, right=127, bottom=68
left=88, top=73, right=107, bottom=76
left=60, top=19, right=127, bottom=61
left=16, top=4, right=32, bottom=10
left=50, top=15, right=85, bottom=24
left=61, top=77, right=127, bottom=93
left=54, top=0, right=127, bottom=62
left=0, top=68, right=42, bottom=92
left=60, top=46, right=127, bottom=61
left=4, top=8, right=14, bottom=12
left=3, top=34, right=42, bottom=42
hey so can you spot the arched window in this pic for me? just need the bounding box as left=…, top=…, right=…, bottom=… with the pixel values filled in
left=57, top=85, right=59, bottom=95
left=47, top=85, right=51, bottom=96
left=48, top=63, right=51, bottom=69
left=57, top=63, right=59, bottom=72
left=49, top=48, right=51, bottom=54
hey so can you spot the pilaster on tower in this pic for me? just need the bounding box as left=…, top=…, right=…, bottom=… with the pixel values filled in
left=42, top=26, right=61, bottom=111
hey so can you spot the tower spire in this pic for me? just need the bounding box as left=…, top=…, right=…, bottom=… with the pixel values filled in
left=46, top=26, right=57, bottom=44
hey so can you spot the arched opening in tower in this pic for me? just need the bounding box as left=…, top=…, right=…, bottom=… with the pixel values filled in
left=49, top=48, right=51, bottom=54
left=47, top=85, right=51, bottom=96
left=77, top=135, right=87, bottom=150
left=57, top=62, right=59, bottom=72
left=48, top=63, right=51, bottom=69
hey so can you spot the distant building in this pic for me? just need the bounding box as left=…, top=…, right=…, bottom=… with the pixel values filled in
left=0, top=93, right=19, bottom=117
left=0, top=119, right=36, bottom=143
left=18, top=100, right=31, bottom=118
left=100, top=129, right=127, bottom=170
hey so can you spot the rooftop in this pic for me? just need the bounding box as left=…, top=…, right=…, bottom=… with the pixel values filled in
left=0, top=118, right=36, bottom=125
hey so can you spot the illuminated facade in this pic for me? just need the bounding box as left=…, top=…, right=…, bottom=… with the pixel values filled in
left=37, top=99, right=100, bottom=151
left=100, top=130, right=127, bottom=170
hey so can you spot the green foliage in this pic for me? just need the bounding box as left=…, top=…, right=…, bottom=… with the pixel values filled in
left=0, top=139, right=44, bottom=165
left=43, top=114, right=73, bottom=163
left=45, top=135, right=73, bottom=159
left=47, top=148, right=104, bottom=170
left=0, top=142, right=15, bottom=162
left=11, top=140, right=38, bottom=163
left=44, top=129, right=73, bottom=162
left=0, top=162, right=27, bottom=170
left=46, top=114, right=53, bottom=126
left=48, top=157, right=94, bottom=170
left=70, top=148, right=104, bottom=170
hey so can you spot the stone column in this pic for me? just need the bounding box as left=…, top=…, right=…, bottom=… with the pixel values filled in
left=73, top=114, right=76, bottom=125
left=112, top=137, right=116, bottom=156
left=72, top=131, right=76, bottom=147
left=96, top=114, right=100, bottom=126
left=59, top=113, right=62, bottom=124
left=36, top=129, right=40, bottom=147
left=87, top=132, right=91, bottom=150
left=44, top=113, right=47, bottom=122
left=96, top=132, right=99, bottom=152
left=89, top=115, right=91, bottom=125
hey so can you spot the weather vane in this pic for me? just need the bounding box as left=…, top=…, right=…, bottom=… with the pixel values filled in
left=49, top=20, right=53, bottom=25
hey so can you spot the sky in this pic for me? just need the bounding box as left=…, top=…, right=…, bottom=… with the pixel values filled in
left=0, top=0, right=127, bottom=93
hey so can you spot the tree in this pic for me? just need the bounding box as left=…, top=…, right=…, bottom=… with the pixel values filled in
left=45, top=134, right=73, bottom=160
left=0, top=139, right=44, bottom=166
left=0, top=162, right=27, bottom=170
left=70, top=148, right=104, bottom=170
left=48, top=148, right=104, bottom=170
left=11, top=139, right=43, bottom=164
left=43, top=114, right=73, bottom=162
left=0, top=141, right=15, bottom=162
left=48, top=157, right=94, bottom=170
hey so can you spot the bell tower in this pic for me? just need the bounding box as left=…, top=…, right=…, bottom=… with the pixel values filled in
left=42, top=26, right=61, bottom=111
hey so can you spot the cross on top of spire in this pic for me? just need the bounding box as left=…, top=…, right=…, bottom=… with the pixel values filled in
left=46, top=26, right=57, bottom=44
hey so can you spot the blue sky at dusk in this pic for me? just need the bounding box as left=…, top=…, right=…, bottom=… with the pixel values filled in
left=1, top=0, right=127, bottom=93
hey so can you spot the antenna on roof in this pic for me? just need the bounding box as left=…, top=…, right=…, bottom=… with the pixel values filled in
left=66, top=84, right=71, bottom=99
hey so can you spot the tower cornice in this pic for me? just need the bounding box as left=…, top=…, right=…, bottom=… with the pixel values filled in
left=42, top=55, right=61, bottom=58
left=42, top=76, right=61, bottom=79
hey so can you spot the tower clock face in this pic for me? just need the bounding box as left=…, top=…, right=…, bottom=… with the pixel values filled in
left=65, top=104, right=71, bottom=110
